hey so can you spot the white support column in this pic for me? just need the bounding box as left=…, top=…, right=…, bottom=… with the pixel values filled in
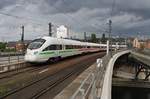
left=107, top=40, right=109, bottom=55
left=115, top=42, right=119, bottom=51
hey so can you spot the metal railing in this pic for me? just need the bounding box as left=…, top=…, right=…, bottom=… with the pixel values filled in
left=0, top=54, right=24, bottom=66
left=0, top=53, right=25, bottom=73
left=0, top=62, right=27, bottom=73
left=0, top=52, right=24, bottom=57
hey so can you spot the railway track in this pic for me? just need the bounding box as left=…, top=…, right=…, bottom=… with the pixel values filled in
left=0, top=66, right=37, bottom=79
left=31, top=67, right=76, bottom=99
left=0, top=52, right=105, bottom=99
left=0, top=54, right=72, bottom=80
left=30, top=55, right=92, bottom=99
left=0, top=63, right=51, bottom=80
left=0, top=52, right=101, bottom=80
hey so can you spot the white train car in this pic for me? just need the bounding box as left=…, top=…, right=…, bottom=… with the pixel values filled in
left=25, top=36, right=106, bottom=63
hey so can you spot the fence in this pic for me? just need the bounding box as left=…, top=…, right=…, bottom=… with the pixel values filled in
left=0, top=55, right=24, bottom=65
left=0, top=62, right=28, bottom=73
left=0, top=53, right=25, bottom=73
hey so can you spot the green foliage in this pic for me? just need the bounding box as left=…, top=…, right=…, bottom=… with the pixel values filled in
left=0, top=42, right=16, bottom=52
left=101, top=33, right=106, bottom=43
left=4, top=48, right=16, bottom=52
left=0, top=42, right=6, bottom=51
left=91, top=33, right=97, bottom=43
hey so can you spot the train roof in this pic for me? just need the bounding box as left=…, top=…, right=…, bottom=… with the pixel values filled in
left=41, top=36, right=104, bottom=46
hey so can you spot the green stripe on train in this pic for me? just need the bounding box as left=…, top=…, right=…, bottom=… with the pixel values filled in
left=39, top=51, right=55, bottom=55
left=59, top=50, right=72, bottom=53
left=39, top=49, right=79, bottom=57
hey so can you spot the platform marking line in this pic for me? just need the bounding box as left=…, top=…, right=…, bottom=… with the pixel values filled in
left=39, top=68, right=49, bottom=74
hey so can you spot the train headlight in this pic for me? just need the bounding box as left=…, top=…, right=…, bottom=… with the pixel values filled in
left=34, top=51, right=38, bottom=55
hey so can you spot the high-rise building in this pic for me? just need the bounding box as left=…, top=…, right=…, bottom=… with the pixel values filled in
left=56, top=25, right=69, bottom=38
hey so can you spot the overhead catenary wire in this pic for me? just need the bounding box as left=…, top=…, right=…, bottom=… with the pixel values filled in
left=1, top=1, right=106, bottom=34
left=108, top=0, right=117, bottom=56
left=110, top=0, right=116, bottom=19
left=0, top=11, right=49, bottom=35
left=0, top=11, right=47, bottom=26
left=0, top=1, right=115, bottom=40
left=52, top=0, right=107, bottom=33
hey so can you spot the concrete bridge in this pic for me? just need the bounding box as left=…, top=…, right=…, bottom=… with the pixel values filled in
left=65, top=49, right=150, bottom=99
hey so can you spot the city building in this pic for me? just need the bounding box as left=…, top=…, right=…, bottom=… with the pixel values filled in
left=6, top=42, right=16, bottom=49
left=56, top=25, right=69, bottom=38
left=133, top=38, right=145, bottom=48
left=133, top=38, right=139, bottom=48
left=16, top=40, right=31, bottom=52
left=16, top=42, right=25, bottom=52
left=145, top=39, right=150, bottom=49
left=132, top=38, right=150, bottom=49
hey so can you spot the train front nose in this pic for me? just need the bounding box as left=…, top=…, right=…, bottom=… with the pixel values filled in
left=25, top=54, right=37, bottom=62
left=24, top=49, right=37, bottom=62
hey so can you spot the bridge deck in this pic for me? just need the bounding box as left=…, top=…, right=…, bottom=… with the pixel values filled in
left=131, top=52, right=150, bottom=67
left=113, top=78, right=150, bottom=88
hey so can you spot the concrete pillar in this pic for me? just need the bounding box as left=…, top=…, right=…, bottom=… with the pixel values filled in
left=107, top=40, right=109, bottom=55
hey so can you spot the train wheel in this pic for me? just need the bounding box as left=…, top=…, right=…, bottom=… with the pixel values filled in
left=47, top=57, right=55, bottom=63
left=47, top=56, right=61, bottom=63
left=55, top=56, right=62, bottom=61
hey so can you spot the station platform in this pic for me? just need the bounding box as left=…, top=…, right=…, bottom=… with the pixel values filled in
left=54, top=63, right=97, bottom=99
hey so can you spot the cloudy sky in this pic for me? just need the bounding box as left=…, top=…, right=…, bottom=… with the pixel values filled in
left=0, top=0, right=150, bottom=41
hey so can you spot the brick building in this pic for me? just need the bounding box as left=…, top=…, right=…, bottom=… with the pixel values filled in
left=133, top=38, right=150, bottom=49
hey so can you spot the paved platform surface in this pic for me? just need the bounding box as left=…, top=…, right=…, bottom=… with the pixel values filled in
left=54, top=63, right=97, bottom=99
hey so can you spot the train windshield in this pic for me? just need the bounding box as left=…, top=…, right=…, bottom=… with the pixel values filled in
left=28, top=39, right=46, bottom=50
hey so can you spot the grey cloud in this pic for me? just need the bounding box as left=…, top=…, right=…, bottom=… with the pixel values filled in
left=0, top=0, right=150, bottom=41
left=0, top=0, right=17, bottom=9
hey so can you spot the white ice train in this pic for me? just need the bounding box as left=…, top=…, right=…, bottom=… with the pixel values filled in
left=24, top=36, right=107, bottom=63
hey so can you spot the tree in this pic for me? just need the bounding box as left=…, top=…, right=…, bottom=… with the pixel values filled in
left=101, top=33, right=106, bottom=43
left=91, top=33, right=97, bottom=43
left=0, top=42, right=6, bottom=51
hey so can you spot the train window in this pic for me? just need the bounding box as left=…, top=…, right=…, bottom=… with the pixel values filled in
left=73, top=45, right=78, bottom=49
left=66, top=45, right=73, bottom=49
left=49, top=45, right=57, bottom=50
left=74, top=45, right=77, bottom=49
left=83, top=46, right=87, bottom=48
left=56, top=45, right=62, bottom=50
left=43, top=47, right=49, bottom=51
left=43, top=45, right=62, bottom=51
left=28, top=39, right=45, bottom=50
left=65, top=45, right=84, bottom=49
left=76, top=45, right=82, bottom=49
